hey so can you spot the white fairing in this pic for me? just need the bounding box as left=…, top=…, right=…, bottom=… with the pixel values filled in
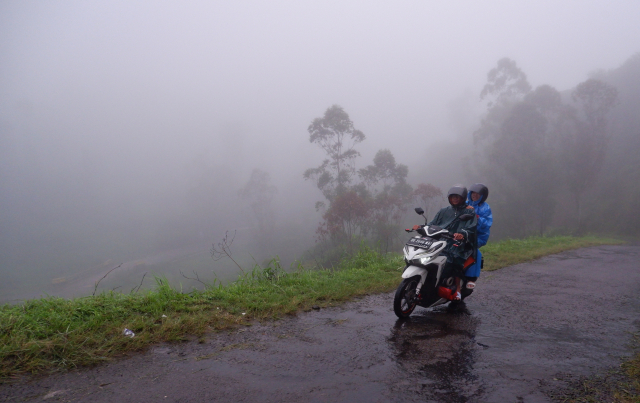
left=401, top=265, right=428, bottom=281
left=401, top=264, right=427, bottom=295
left=403, top=237, right=447, bottom=261
left=431, top=255, right=447, bottom=283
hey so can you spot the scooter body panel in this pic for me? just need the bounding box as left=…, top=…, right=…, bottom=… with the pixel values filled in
left=401, top=265, right=428, bottom=281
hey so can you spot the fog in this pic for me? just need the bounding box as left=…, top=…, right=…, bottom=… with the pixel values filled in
left=1, top=1, right=639, bottom=302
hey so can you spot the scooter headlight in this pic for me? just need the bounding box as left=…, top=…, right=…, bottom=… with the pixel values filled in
left=412, top=254, right=432, bottom=266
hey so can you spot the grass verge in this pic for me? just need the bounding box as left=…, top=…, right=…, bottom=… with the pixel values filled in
left=0, top=235, right=625, bottom=380
left=481, top=235, right=624, bottom=271
left=550, top=334, right=640, bottom=402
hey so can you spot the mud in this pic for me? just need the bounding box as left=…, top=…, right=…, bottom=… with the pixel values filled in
left=2, top=245, right=639, bottom=402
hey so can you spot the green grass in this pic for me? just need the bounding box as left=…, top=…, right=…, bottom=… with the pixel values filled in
left=551, top=334, right=640, bottom=402
left=617, top=349, right=640, bottom=403
left=481, top=235, right=624, bottom=271
left=0, top=236, right=625, bottom=379
left=0, top=249, right=402, bottom=379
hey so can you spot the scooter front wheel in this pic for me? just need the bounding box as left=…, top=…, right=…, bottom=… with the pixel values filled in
left=393, top=275, right=420, bottom=318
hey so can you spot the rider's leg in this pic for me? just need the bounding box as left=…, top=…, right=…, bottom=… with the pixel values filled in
left=464, top=249, right=482, bottom=289
left=443, top=256, right=465, bottom=300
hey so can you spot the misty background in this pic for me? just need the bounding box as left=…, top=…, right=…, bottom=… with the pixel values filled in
left=1, top=1, right=639, bottom=302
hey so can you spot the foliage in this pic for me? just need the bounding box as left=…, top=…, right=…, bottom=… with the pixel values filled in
left=304, top=105, right=365, bottom=202
left=413, top=183, right=444, bottom=220
left=562, top=79, right=618, bottom=231
left=476, top=83, right=561, bottom=236
left=304, top=106, right=424, bottom=255
left=588, top=53, right=640, bottom=238
left=359, top=149, right=413, bottom=252
left=316, top=189, right=369, bottom=252
left=480, top=57, right=532, bottom=108
left=474, top=57, right=620, bottom=237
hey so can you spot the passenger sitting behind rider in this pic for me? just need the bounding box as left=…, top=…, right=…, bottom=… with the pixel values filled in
left=464, top=183, right=492, bottom=287
left=414, top=185, right=477, bottom=300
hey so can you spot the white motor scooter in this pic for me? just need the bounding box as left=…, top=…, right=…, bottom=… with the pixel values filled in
left=393, top=207, right=476, bottom=318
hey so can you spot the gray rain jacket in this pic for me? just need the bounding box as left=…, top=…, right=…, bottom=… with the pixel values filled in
left=428, top=202, right=478, bottom=262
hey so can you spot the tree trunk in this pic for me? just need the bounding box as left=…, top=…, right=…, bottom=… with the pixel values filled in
left=575, top=191, right=583, bottom=235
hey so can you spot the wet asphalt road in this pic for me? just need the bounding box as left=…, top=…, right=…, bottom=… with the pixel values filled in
left=2, top=245, right=639, bottom=403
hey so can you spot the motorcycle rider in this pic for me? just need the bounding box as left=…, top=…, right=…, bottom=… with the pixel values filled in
left=464, top=183, right=493, bottom=288
left=415, top=185, right=477, bottom=300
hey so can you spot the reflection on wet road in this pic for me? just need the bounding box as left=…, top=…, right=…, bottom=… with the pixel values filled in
left=2, top=245, right=639, bottom=402
left=388, top=305, right=482, bottom=402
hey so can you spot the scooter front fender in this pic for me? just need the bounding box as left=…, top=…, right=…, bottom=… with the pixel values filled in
left=401, top=265, right=428, bottom=285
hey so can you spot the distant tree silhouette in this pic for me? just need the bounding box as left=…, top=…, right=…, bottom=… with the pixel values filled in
left=304, top=107, right=418, bottom=255
left=238, top=168, right=277, bottom=233
left=474, top=58, right=619, bottom=237
left=562, top=79, right=618, bottom=232
left=413, top=183, right=444, bottom=221
left=304, top=105, right=365, bottom=204
left=359, top=149, right=413, bottom=252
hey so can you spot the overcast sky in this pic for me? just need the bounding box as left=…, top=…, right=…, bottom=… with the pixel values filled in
left=2, top=1, right=639, bottom=170
left=1, top=1, right=639, bottom=291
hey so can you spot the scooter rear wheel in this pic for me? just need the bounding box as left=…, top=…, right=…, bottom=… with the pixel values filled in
left=393, top=276, right=420, bottom=318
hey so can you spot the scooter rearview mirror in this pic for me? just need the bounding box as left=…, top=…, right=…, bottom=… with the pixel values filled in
left=414, top=207, right=425, bottom=215
left=459, top=214, right=474, bottom=221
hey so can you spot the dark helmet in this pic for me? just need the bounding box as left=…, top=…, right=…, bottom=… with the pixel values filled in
left=447, top=185, right=468, bottom=206
left=468, top=183, right=489, bottom=204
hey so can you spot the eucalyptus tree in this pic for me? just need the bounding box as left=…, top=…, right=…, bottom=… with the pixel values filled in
left=238, top=168, right=277, bottom=234
left=303, top=105, right=366, bottom=205
left=562, top=79, right=618, bottom=231
left=489, top=87, right=563, bottom=236
left=358, top=149, right=412, bottom=252
left=475, top=58, right=565, bottom=236
left=412, top=183, right=444, bottom=221
left=475, top=58, right=532, bottom=146
left=304, top=105, right=367, bottom=253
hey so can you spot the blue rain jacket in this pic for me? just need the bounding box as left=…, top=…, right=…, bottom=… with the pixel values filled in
left=468, top=198, right=492, bottom=247
left=464, top=196, right=493, bottom=277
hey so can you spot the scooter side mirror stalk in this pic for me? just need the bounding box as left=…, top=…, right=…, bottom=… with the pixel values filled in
left=414, top=207, right=428, bottom=224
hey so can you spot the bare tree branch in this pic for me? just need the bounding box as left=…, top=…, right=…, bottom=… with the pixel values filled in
left=180, top=270, right=207, bottom=287
left=210, top=230, right=245, bottom=274
left=130, top=272, right=147, bottom=294
left=93, top=264, right=122, bottom=296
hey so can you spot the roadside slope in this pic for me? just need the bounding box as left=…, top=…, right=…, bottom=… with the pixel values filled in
left=1, top=244, right=639, bottom=402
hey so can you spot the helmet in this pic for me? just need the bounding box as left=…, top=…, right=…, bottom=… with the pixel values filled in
left=469, top=183, right=489, bottom=204
left=447, top=185, right=467, bottom=206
